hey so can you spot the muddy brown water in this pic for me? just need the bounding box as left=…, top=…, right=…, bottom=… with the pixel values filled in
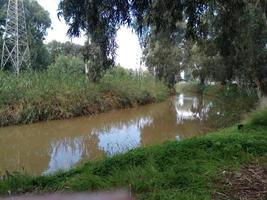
left=0, top=93, right=237, bottom=175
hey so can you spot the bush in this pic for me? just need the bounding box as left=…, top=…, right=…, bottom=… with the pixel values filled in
left=249, top=107, right=267, bottom=126
left=48, top=55, right=84, bottom=75
left=100, top=67, right=169, bottom=105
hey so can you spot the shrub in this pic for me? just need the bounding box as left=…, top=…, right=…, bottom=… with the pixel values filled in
left=249, top=107, right=267, bottom=126
left=48, top=55, right=84, bottom=75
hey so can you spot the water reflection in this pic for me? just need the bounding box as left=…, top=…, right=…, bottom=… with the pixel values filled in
left=44, top=138, right=84, bottom=175
left=0, top=93, right=238, bottom=175
left=175, top=94, right=212, bottom=123
left=95, top=117, right=153, bottom=156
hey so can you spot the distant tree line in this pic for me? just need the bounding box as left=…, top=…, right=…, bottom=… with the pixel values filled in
left=58, top=0, right=267, bottom=96
left=46, top=40, right=83, bottom=63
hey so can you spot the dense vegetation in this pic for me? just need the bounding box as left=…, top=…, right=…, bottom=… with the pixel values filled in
left=0, top=65, right=169, bottom=127
left=46, top=40, right=84, bottom=63
left=0, top=1, right=266, bottom=199
left=0, top=0, right=173, bottom=126
left=0, top=107, right=266, bottom=199
left=58, top=0, right=267, bottom=96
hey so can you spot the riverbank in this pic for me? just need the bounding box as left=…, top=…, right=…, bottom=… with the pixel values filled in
left=0, top=68, right=170, bottom=127
left=176, top=81, right=257, bottom=97
left=176, top=82, right=258, bottom=129
left=0, top=107, right=266, bottom=199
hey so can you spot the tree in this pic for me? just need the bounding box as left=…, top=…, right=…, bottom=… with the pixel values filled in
left=58, top=0, right=267, bottom=95
left=46, top=40, right=83, bottom=63
left=207, top=1, right=267, bottom=95
left=25, top=0, right=51, bottom=70
left=48, top=55, right=84, bottom=75
left=231, top=4, right=267, bottom=96
left=58, top=0, right=130, bottom=81
left=143, top=31, right=184, bottom=86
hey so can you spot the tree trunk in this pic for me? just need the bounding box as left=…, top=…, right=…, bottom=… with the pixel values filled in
left=200, top=73, right=205, bottom=85
left=255, top=78, right=267, bottom=98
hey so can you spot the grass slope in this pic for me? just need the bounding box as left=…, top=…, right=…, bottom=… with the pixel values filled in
left=0, top=68, right=169, bottom=127
left=0, top=116, right=266, bottom=199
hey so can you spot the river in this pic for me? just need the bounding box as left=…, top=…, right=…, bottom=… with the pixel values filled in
left=0, top=93, right=243, bottom=175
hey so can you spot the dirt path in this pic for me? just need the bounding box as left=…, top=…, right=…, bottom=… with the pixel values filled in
left=213, top=163, right=267, bottom=200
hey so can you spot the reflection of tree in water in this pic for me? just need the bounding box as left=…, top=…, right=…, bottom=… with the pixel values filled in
left=175, top=94, right=213, bottom=122
left=140, top=100, right=179, bottom=145
left=92, top=117, right=153, bottom=156
left=205, top=95, right=255, bottom=129
left=174, top=93, right=251, bottom=133
left=176, top=92, right=255, bottom=130
left=44, top=137, right=84, bottom=175
left=163, top=94, right=215, bottom=138
left=137, top=94, right=215, bottom=145
left=189, top=95, right=213, bottom=121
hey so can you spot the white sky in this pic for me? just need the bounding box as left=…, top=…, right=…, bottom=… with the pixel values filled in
left=37, top=0, right=143, bottom=70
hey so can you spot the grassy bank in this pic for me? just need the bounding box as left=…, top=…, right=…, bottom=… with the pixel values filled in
left=0, top=67, right=170, bottom=127
left=0, top=108, right=266, bottom=199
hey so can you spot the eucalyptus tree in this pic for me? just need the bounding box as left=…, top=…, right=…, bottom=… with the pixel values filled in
left=58, top=0, right=267, bottom=95
left=25, top=0, right=51, bottom=70
left=58, top=0, right=131, bottom=81
left=207, top=1, right=267, bottom=95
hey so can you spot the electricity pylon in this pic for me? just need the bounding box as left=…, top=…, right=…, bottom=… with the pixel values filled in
left=1, top=0, right=30, bottom=74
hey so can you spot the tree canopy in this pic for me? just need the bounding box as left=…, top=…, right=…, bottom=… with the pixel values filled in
left=58, top=0, right=267, bottom=95
left=46, top=40, right=83, bottom=63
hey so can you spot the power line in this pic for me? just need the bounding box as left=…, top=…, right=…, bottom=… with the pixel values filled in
left=1, top=0, right=30, bottom=74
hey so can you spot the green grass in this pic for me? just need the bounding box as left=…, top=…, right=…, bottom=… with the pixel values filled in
left=249, top=108, right=267, bottom=126
left=0, top=67, right=170, bottom=127
left=0, top=109, right=266, bottom=199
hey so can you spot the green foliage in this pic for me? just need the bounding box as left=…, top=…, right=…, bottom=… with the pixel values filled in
left=143, top=31, right=184, bottom=86
left=182, top=1, right=267, bottom=94
left=58, top=0, right=267, bottom=94
left=0, top=121, right=266, bottom=199
left=46, top=41, right=84, bottom=63
left=0, top=0, right=51, bottom=71
left=249, top=108, right=267, bottom=127
left=0, top=67, right=170, bottom=127
left=48, top=55, right=84, bottom=75
left=176, top=82, right=204, bottom=94
left=58, top=0, right=131, bottom=80
left=100, top=67, right=169, bottom=106
left=25, top=0, right=52, bottom=70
